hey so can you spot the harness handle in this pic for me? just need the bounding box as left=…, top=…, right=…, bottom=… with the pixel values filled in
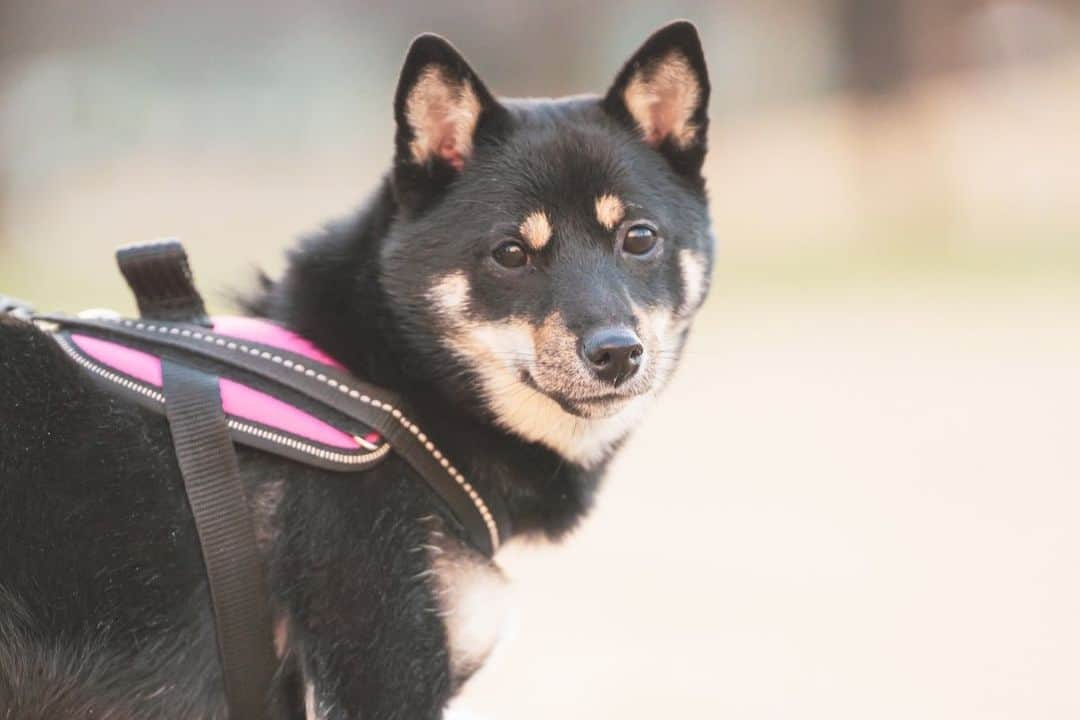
left=117, top=239, right=211, bottom=326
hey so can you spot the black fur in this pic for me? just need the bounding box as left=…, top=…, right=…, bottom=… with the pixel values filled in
left=0, top=21, right=713, bottom=719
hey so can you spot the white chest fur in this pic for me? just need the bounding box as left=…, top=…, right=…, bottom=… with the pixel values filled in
left=427, top=529, right=515, bottom=683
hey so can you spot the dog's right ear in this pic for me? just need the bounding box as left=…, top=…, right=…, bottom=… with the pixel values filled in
left=392, top=34, right=510, bottom=212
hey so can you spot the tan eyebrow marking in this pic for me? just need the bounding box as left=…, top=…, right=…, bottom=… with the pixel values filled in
left=519, top=210, right=553, bottom=250
left=595, top=194, right=626, bottom=230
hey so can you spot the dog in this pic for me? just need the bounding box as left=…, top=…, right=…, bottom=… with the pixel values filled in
left=0, top=20, right=714, bottom=719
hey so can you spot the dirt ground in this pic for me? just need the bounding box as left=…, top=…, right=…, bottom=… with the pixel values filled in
left=453, top=279, right=1080, bottom=720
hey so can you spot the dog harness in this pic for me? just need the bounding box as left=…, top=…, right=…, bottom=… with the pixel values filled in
left=26, top=240, right=506, bottom=720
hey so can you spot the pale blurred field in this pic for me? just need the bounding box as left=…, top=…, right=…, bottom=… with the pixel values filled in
left=457, top=276, right=1080, bottom=719
left=3, top=24, right=1080, bottom=720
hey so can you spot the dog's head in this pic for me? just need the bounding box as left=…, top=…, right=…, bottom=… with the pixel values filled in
left=380, top=21, right=714, bottom=467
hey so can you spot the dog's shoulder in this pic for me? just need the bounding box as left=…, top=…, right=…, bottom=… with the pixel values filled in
left=0, top=314, right=96, bottom=439
left=0, top=313, right=80, bottom=385
left=0, top=315, right=160, bottom=453
left=0, top=313, right=201, bottom=611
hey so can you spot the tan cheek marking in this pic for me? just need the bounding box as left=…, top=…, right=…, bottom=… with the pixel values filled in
left=467, top=319, right=535, bottom=370
left=533, top=311, right=578, bottom=366
left=429, top=271, right=471, bottom=321
left=677, top=249, right=707, bottom=316
left=519, top=211, right=552, bottom=251
left=623, top=51, right=701, bottom=149
left=595, top=194, right=625, bottom=230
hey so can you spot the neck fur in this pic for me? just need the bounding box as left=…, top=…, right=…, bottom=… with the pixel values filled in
left=246, top=179, right=606, bottom=542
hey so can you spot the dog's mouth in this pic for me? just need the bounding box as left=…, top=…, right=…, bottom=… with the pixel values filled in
left=566, top=394, right=631, bottom=419
left=519, top=371, right=641, bottom=419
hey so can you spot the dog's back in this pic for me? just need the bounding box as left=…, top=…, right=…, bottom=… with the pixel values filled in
left=0, top=316, right=222, bottom=719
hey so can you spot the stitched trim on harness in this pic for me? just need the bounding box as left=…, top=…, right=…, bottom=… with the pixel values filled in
left=54, top=335, right=392, bottom=468
left=100, top=318, right=500, bottom=551
left=54, top=323, right=500, bottom=552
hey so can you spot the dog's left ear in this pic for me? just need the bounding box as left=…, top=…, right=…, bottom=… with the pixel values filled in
left=603, top=21, right=710, bottom=180
left=393, top=34, right=509, bottom=211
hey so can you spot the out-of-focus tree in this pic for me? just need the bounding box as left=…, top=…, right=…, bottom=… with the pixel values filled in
left=839, top=0, right=912, bottom=99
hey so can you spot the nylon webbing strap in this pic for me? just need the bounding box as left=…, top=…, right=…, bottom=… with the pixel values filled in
left=117, top=239, right=210, bottom=326
left=162, top=361, right=275, bottom=720
left=39, top=313, right=504, bottom=555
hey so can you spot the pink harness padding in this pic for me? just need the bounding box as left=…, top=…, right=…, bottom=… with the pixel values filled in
left=72, top=334, right=164, bottom=387
left=212, top=316, right=344, bottom=369
left=70, top=317, right=363, bottom=450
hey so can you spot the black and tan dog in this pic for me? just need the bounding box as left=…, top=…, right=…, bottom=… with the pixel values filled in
left=0, top=20, right=714, bottom=719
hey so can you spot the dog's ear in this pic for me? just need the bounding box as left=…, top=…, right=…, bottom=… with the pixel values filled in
left=393, top=34, right=509, bottom=211
left=603, top=21, right=710, bottom=180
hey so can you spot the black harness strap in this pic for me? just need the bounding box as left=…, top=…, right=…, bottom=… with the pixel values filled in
left=163, top=360, right=276, bottom=720
left=38, top=313, right=504, bottom=556
left=113, top=240, right=274, bottom=718
left=33, top=239, right=507, bottom=719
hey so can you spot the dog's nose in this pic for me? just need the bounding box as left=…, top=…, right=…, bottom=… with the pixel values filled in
left=581, top=327, right=644, bottom=385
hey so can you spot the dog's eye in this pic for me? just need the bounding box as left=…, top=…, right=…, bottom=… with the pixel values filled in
left=492, top=240, right=528, bottom=268
left=622, top=224, right=659, bottom=256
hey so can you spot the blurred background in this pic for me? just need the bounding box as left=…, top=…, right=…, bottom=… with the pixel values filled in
left=2, top=1, right=1078, bottom=718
